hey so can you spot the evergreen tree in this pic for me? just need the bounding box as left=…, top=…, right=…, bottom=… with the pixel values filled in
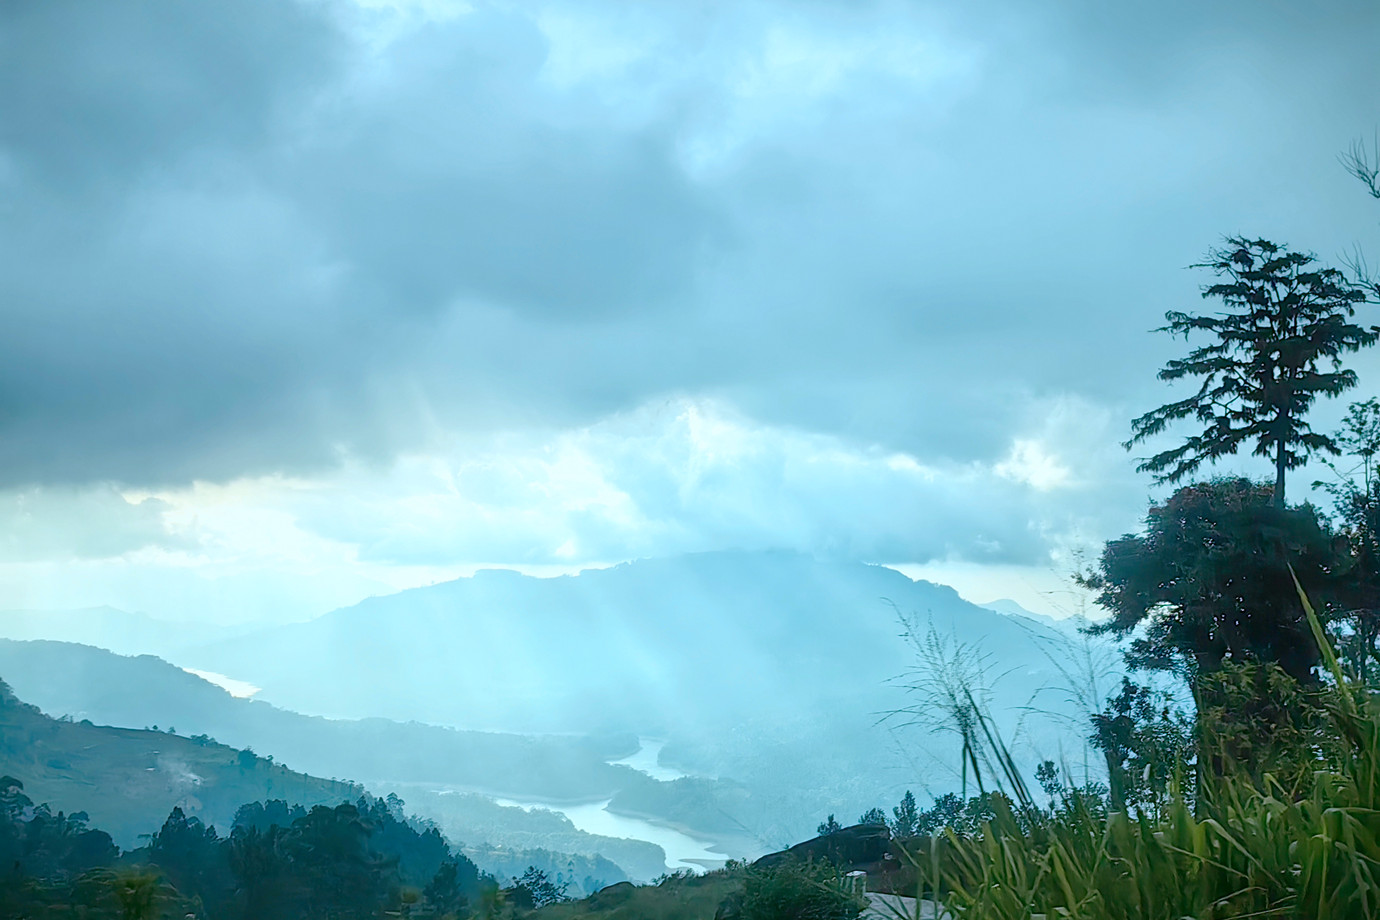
left=149, top=807, right=233, bottom=919
left=816, top=814, right=842, bottom=836
left=424, top=855, right=484, bottom=917
left=509, top=865, right=566, bottom=909
left=1128, top=237, right=1374, bottom=506
left=857, top=807, right=887, bottom=827
left=890, top=791, right=919, bottom=838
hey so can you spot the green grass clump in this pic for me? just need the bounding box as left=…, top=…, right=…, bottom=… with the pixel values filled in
left=898, top=577, right=1380, bottom=920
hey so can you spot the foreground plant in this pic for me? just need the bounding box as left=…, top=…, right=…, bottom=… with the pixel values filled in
left=894, top=576, right=1380, bottom=920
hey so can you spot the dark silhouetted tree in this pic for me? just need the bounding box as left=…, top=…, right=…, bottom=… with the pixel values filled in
left=149, top=807, right=233, bottom=919
left=1035, top=762, right=1060, bottom=808
left=425, top=854, right=484, bottom=917
left=1082, top=479, right=1341, bottom=683
left=1315, top=397, right=1380, bottom=683
left=890, top=791, right=919, bottom=838
left=1088, top=679, right=1193, bottom=815
left=856, top=807, right=887, bottom=827
left=1128, top=237, right=1374, bottom=507
left=509, top=865, right=566, bottom=909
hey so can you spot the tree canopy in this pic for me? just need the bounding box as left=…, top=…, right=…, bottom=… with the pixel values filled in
left=1081, top=478, right=1341, bottom=683
left=1128, top=237, right=1374, bottom=506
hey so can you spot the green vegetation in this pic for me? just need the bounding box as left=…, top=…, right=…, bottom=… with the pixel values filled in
left=0, top=677, right=363, bottom=847
left=0, top=680, right=636, bottom=917
left=0, top=766, right=625, bottom=919
left=732, top=859, right=867, bottom=920
left=863, top=153, right=1380, bottom=918
left=1080, top=477, right=1338, bottom=682
left=888, top=585, right=1380, bottom=919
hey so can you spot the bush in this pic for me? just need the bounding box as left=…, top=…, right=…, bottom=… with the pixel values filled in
left=737, top=859, right=866, bottom=920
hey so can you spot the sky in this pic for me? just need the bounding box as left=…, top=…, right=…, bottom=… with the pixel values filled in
left=1, top=0, right=1379, bottom=623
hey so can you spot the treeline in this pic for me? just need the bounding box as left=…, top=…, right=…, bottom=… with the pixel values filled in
left=0, top=779, right=588, bottom=919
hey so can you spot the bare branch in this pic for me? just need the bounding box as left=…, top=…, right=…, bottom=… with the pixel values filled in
left=1341, top=133, right=1380, bottom=200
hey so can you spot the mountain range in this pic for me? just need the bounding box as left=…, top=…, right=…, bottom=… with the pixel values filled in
left=0, top=551, right=1115, bottom=856
left=176, top=551, right=1077, bottom=737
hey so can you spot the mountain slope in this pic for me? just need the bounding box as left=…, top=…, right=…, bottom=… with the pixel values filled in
left=0, top=677, right=361, bottom=848
left=184, top=550, right=1071, bottom=737
left=6, top=552, right=1102, bottom=852
left=0, top=641, right=681, bottom=878
left=0, top=639, right=640, bottom=800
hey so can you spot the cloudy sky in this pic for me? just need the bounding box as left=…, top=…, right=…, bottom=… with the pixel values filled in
left=1, top=0, right=1378, bottom=622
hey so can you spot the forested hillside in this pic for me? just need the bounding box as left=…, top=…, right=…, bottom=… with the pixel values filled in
left=0, top=677, right=363, bottom=848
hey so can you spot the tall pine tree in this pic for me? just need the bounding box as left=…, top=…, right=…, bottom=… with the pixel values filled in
left=1128, top=237, right=1375, bottom=506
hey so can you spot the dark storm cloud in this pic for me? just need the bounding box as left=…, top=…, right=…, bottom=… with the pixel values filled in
left=0, top=1, right=341, bottom=189
left=285, top=7, right=721, bottom=317
left=1, top=0, right=1379, bottom=491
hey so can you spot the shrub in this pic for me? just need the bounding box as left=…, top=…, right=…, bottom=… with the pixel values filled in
left=737, top=859, right=866, bottom=920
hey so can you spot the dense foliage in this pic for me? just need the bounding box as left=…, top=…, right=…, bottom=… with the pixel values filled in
left=734, top=859, right=866, bottom=920
left=0, top=784, right=508, bottom=920
left=1081, top=478, right=1340, bottom=682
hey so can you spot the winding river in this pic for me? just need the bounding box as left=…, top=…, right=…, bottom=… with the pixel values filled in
left=494, top=738, right=727, bottom=872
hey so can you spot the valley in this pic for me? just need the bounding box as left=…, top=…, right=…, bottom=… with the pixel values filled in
left=0, top=551, right=1092, bottom=882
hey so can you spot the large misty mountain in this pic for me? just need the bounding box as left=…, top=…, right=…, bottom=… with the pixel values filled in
left=0, top=552, right=1113, bottom=849
left=183, top=551, right=1079, bottom=740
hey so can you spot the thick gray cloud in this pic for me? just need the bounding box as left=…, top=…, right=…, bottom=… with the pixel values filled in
left=1, top=0, right=1378, bottom=493
left=0, top=486, right=183, bottom=561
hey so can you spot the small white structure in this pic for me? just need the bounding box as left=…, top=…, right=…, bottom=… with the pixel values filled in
left=862, top=893, right=950, bottom=919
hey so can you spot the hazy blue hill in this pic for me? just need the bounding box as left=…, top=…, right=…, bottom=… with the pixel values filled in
left=1, top=553, right=1104, bottom=854
left=979, top=598, right=1080, bottom=635
left=162, top=551, right=1093, bottom=848
left=184, top=550, right=1071, bottom=737
left=0, top=649, right=675, bottom=877
left=0, top=605, right=235, bottom=659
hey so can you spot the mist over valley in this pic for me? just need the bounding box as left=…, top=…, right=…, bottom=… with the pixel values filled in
left=0, top=550, right=1100, bottom=880
left=3, top=1, right=1378, bottom=916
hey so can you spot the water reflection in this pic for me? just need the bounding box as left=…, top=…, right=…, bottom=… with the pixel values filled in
left=607, top=738, right=687, bottom=782
left=492, top=795, right=724, bottom=872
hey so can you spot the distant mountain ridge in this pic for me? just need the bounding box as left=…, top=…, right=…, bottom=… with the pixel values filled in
left=0, top=639, right=642, bottom=799
left=2, top=551, right=1104, bottom=851
left=0, top=605, right=250, bottom=660
left=979, top=598, right=1080, bottom=635
left=182, top=550, right=1070, bottom=737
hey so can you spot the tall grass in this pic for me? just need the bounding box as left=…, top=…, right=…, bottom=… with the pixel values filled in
left=895, top=574, right=1380, bottom=920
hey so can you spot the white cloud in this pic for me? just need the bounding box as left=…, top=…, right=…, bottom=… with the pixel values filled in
left=995, top=439, right=1070, bottom=491
left=161, top=395, right=1129, bottom=570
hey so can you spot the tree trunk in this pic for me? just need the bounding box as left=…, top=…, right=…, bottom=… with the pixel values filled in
left=1274, top=434, right=1287, bottom=508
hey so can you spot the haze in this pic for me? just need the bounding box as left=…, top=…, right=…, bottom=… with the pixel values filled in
left=1, top=0, right=1379, bottom=889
